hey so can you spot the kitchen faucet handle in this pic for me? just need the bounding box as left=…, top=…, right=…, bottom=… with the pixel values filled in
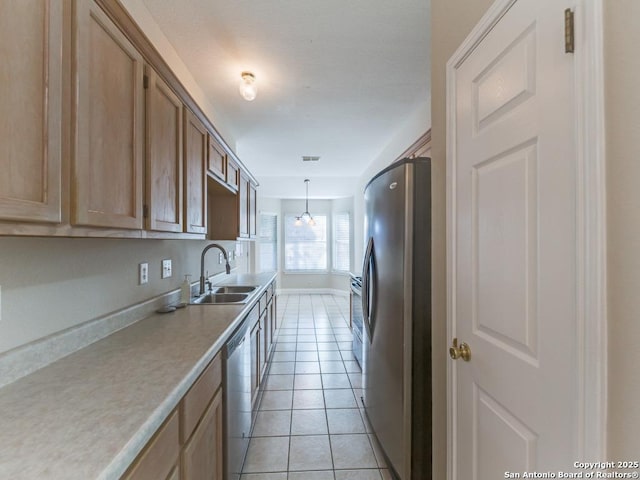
left=205, top=270, right=213, bottom=292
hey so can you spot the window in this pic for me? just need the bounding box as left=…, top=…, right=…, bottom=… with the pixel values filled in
left=332, top=212, right=351, bottom=272
left=259, top=213, right=277, bottom=272
left=284, top=214, right=328, bottom=271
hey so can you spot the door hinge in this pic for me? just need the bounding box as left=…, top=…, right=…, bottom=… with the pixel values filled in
left=565, top=8, right=575, bottom=53
left=143, top=74, right=149, bottom=89
left=143, top=204, right=149, bottom=218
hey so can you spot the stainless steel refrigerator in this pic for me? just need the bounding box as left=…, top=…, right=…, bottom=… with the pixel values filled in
left=361, top=157, right=431, bottom=480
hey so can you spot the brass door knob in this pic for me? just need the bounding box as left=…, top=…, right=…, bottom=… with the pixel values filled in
left=449, top=338, right=471, bottom=362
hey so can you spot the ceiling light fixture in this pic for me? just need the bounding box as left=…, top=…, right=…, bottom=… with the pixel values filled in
left=239, top=71, right=257, bottom=101
left=295, top=179, right=316, bottom=227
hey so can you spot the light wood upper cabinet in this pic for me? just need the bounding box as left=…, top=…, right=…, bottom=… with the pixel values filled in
left=238, top=172, right=250, bottom=239
left=226, top=159, right=240, bottom=192
left=249, top=182, right=257, bottom=237
left=73, top=0, right=144, bottom=229
left=0, top=0, right=62, bottom=223
left=184, top=108, right=207, bottom=234
left=145, top=68, right=183, bottom=233
left=208, top=136, right=226, bottom=182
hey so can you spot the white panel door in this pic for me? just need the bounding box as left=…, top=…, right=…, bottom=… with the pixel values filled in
left=450, top=1, right=577, bottom=478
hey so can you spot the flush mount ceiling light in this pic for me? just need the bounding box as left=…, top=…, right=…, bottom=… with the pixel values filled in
left=295, top=179, right=316, bottom=227
left=239, top=71, right=257, bottom=101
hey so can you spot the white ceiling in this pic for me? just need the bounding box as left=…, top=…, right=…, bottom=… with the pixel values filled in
left=141, top=0, right=430, bottom=198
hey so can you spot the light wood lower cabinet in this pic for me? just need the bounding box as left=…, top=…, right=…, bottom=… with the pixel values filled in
left=123, top=285, right=277, bottom=480
left=182, top=389, right=223, bottom=480
left=123, top=410, right=180, bottom=480
left=122, top=353, right=223, bottom=480
left=249, top=283, right=277, bottom=412
left=250, top=319, right=260, bottom=408
left=181, top=352, right=223, bottom=480
left=0, top=0, right=62, bottom=224
left=73, top=0, right=144, bottom=229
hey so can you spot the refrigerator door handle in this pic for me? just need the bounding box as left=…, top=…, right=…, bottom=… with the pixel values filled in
left=362, top=237, right=376, bottom=342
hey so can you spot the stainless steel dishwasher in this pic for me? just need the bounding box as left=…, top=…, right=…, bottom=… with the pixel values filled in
left=224, top=306, right=257, bottom=480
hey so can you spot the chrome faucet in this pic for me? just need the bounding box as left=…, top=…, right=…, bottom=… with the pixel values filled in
left=199, top=243, right=231, bottom=295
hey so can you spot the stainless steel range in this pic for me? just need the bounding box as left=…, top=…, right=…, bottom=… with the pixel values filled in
left=349, top=273, right=363, bottom=367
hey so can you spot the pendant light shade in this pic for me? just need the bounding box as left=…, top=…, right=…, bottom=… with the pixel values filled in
left=295, top=179, right=315, bottom=226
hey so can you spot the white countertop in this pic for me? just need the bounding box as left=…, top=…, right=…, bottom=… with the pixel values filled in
left=0, top=272, right=277, bottom=480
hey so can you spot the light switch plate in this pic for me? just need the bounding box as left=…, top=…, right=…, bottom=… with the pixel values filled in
left=139, top=263, right=149, bottom=285
left=161, top=259, right=172, bottom=279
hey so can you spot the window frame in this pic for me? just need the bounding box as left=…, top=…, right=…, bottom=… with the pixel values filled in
left=259, top=212, right=278, bottom=273
left=332, top=211, right=351, bottom=273
left=283, top=212, right=329, bottom=273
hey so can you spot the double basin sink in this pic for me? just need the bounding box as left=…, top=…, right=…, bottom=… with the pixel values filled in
left=191, top=285, right=258, bottom=305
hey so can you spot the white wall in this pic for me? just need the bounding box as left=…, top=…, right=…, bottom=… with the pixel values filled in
left=604, top=0, right=640, bottom=458
left=0, top=238, right=245, bottom=355
left=353, top=100, right=431, bottom=268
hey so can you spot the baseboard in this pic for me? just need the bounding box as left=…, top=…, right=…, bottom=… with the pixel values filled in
left=276, top=288, right=350, bottom=297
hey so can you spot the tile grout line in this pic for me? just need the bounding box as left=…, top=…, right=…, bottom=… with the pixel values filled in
left=243, top=294, right=360, bottom=478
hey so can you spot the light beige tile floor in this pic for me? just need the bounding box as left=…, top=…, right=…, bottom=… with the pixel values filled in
left=240, top=294, right=391, bottom=480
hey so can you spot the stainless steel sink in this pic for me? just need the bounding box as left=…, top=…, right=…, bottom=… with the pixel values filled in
left=211, top=286, right=258, bottom=294
left=191, top=293, right=249, bottom=304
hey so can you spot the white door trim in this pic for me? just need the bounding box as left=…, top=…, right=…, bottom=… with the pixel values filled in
left=572, top=0, right=607, bottom=461
left=445, top=1, right=607, bottom=477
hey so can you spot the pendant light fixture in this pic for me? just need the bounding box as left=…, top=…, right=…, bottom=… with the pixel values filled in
left=239, top=71, right=257, bottom=101
left=295, top=179, right=316, bottom=226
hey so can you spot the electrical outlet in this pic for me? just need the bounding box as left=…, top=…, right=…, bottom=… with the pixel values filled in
left=161, top=259, right=172, bottom=279
left=139, top=263, right=149, bottom=285
left=218, top=253, right=223, bottom=264
left=0, top=285, right=2, bottom=324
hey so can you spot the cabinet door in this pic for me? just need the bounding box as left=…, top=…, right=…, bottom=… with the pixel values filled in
left=259, top=312, right=267, bottom=381
left=250, top=320, right=260, bottom=407
left=249, top=182, right=257, bottom=238
left=0, top=0, right=62, bottom=223
left=208, top=136, right=226, bottom=182
left=226, top=159, right=240, bottom=192
left=123, top=410, right=179, bottom=480
left=268, top=299, right=275, bottom=353
left=145, top=68, right=183, bottom=233
left=238, top=173, right=249, bottom=238
left=73, top=0, right=144, bottom=229
left=182, top=389, right=223, bottom=480
left=272, top=294, right=278, bottom=337
left=183, top=108, right=207, bottom=234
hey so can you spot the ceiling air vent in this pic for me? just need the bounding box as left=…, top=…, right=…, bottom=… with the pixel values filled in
left=302, top=156, right=320, bottom=162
